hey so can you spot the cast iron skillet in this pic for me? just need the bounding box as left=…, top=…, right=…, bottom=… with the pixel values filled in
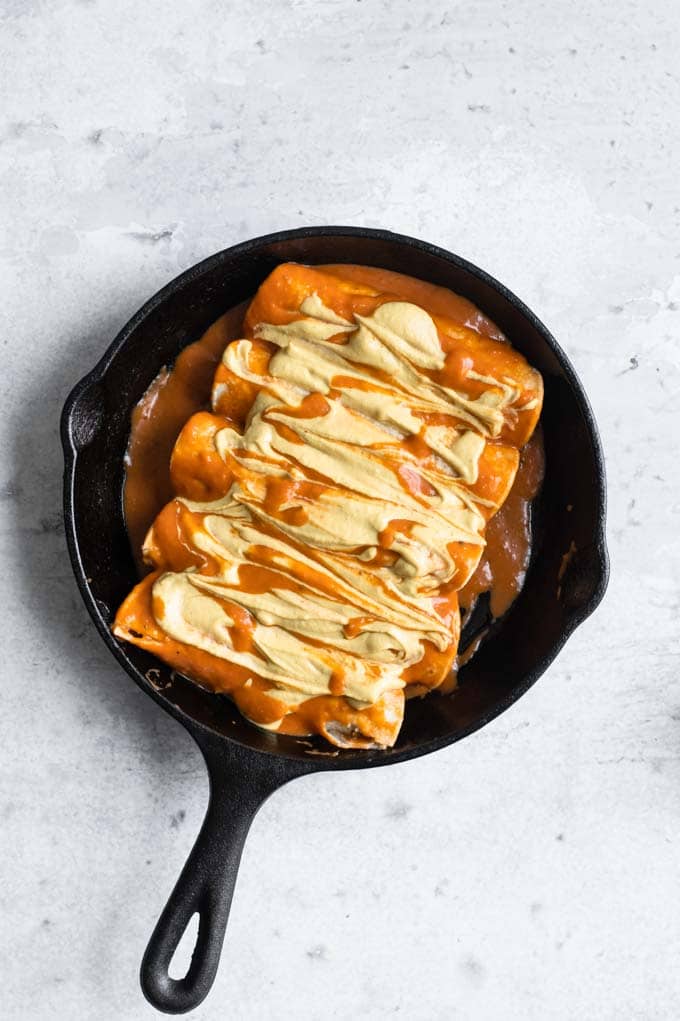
left=61, top=227, right=609, bottom=1014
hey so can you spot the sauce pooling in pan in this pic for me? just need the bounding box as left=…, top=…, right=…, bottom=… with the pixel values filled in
left=459, top=429, right=544, bottom=620
left=117, top=264, right=544, bottom=748
left=124, top=302, right=250, bottom=569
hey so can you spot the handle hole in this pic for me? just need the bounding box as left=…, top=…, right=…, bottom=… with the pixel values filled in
left=168, top=911, right=200, bottom=980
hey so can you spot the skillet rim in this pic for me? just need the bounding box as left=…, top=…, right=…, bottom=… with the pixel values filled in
left=61, top=225, right=609, bottom=771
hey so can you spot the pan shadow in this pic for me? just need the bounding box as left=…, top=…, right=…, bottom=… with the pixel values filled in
left=10, top=305, right=206, bottom=1014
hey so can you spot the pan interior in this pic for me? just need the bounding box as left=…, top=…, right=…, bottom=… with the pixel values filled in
left=64, top=230, right=607, bottom=766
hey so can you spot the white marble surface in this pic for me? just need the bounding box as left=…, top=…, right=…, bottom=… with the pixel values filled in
left=1, top=1, right=678, bottom=1018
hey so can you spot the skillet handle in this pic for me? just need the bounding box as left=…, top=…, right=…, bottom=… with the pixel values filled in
left=140, top=737, right=302, bottom=1014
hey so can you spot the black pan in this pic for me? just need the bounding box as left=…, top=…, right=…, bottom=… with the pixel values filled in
left=61, top=226, right=609, bottom=1014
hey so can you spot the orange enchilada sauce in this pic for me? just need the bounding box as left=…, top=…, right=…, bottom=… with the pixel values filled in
left=120, top=264, right=544, bottom=746
left=458, top=429, right=544, bottom=621
left=124, top=301, right=250, bottom=570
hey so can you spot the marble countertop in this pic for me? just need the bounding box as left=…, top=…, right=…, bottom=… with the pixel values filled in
left=1, top=1, right=678, bottom=1018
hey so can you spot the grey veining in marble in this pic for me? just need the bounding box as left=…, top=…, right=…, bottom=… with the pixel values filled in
left=1, top=1, right=679, bottom=1018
